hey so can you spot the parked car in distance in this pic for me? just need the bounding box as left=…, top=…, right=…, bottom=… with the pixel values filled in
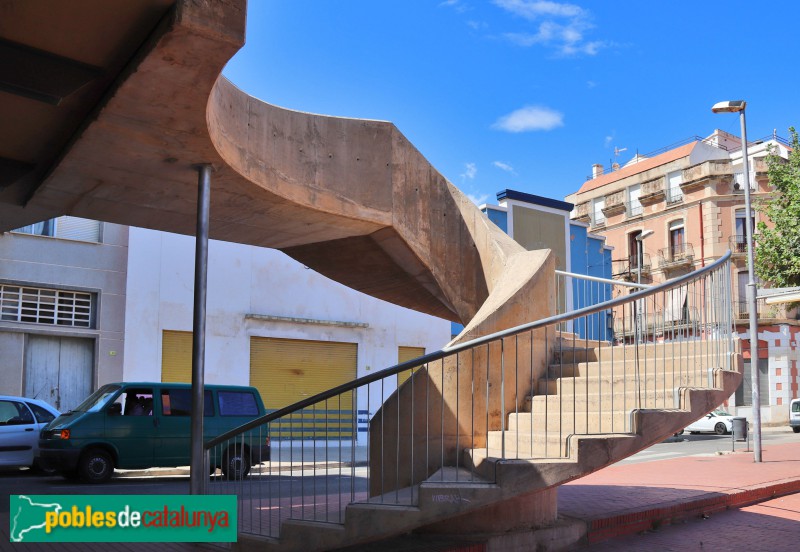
left=39, top=382, right=270, bottom=483
left=682, top=409, right=734, bottom=435
left=790, top=398, right=800, bottom=433
left=0, top=395, right=60, bottom=471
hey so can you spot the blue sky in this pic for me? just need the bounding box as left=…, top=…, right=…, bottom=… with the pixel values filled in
left=223, top=1, right=799, bottom=206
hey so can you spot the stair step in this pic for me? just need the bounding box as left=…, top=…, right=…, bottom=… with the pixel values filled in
left=577, top=340, right=731, bottom=363
left=527, top=389, right=676, bottom=410
left=508, top=410, right=633, bottom=433
left=537, top=372, right=711, bottom=395
left=548, top=357, right=718, bottom=379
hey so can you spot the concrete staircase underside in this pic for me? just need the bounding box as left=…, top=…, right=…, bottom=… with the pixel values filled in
left=237, top=339, right=742, bottom=552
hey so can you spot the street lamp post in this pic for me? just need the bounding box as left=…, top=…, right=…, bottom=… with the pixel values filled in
left=635, top=229, right=654, bottom=286
left=633, top=229, right=653, bottom=345
left=711, top=100, right=762, bottom=462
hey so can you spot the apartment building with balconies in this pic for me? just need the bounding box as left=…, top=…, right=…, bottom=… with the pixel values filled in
left=565, top=129, right=797, bottom=423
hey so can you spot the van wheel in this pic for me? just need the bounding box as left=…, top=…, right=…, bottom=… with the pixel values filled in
left=793, top=427, right=800, bottom=434
left=78, top=449, right=114, bottom=483
left=222, top=447, right=250, bottom=480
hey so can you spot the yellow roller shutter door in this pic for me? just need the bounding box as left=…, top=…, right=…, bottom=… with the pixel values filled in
left=161, top=330, right=193, bottom=383
left=250, top=337, right=357, bottom=440
left=397, top=346, right=425, bottom=386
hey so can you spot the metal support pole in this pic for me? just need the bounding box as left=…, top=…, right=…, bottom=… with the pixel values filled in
left=190, top=164, right=212, bottom=493
left=739, top=111, right=762, bottom=462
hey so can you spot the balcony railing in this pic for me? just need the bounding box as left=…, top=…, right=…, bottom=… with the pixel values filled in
left=626, top=200, right=643, bottom=218
left=658, top=243, right=694, bottom=269
left=665, top=189, right=684, bottom=205
left=733, top=299, right=790, bottom=321
left=613, top=253, right=652, bottom=280
left=729, top=235, right=748, bottom=255
left=593, top=213, right=606, bottom=227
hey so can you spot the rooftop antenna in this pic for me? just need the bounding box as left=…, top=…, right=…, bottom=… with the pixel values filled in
left=613, top=146, right=627, bottom=170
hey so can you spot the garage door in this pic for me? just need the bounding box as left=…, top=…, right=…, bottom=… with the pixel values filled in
left=161, top=330, right=193, bottom=383
left=397, top=346, right=425, bottom=386
left=250, top=337, right=357, bottom=440
left=24, top=335, right=93, bottom=411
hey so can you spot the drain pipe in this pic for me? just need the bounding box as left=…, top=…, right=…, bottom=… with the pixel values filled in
left=699, top=202, right=705, bottom=267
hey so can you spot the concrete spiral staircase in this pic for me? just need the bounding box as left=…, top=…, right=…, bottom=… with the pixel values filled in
left=244, top=334, right=742, bottom=552
left=1, top=3, right=741, bottom=550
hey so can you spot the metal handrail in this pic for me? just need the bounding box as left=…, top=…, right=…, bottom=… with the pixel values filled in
left=206, top=252, right=733, bottom=542
left=206, top=251, right=731, bottom=449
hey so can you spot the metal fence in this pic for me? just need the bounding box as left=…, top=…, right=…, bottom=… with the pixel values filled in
left=204, top=253, right=734, bottom=540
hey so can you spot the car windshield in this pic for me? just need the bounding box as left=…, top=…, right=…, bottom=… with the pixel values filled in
left=712, top=410, right=730, bottom=417
left=72, top=385, right=121, bottom=413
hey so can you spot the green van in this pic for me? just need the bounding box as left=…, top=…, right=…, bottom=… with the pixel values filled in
left=38, top=382, right=270, bottom=483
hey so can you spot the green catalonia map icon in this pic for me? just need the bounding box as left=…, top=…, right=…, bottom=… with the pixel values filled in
left=10, top=495, right=63, bottom=542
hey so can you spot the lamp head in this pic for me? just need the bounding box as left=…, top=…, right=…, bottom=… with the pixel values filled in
left=711, top=100, right=746, bottom=113
left=636, top=229, right=654, bottom=241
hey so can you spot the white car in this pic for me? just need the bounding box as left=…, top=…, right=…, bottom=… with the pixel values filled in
left=0, top=395, right=60, bottom=470
left=682, top=409, right=734, bottom=435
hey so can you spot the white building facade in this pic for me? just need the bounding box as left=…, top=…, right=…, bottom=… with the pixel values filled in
left=123, top=227, right=451, bottom=440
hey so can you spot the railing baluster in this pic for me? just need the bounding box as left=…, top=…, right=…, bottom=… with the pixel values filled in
left=208, top=254, right=734, bottom=541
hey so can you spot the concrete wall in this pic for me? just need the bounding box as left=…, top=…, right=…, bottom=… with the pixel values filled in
left=0, top=224, right=128, bottom=396
left=123, top=227, right=451, bottom=425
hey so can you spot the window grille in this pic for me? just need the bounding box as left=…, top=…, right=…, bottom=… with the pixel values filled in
left=0, top=285, right=93, bottom=328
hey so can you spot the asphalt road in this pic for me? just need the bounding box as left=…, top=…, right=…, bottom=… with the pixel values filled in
left=620, top=425, right=798, bottom=464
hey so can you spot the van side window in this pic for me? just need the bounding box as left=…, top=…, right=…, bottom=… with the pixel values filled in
left=161, top=389, right=214, bottom=416
left=218, top=391, right=259, bottom=416
left=112, top=389, right=154, bottom=416
left=793, top=401, right=800, bottom=413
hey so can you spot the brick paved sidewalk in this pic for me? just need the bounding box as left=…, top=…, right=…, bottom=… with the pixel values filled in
left=576, top=492, right=800, bottom=552
left=560, top=441, right=800, bottom=546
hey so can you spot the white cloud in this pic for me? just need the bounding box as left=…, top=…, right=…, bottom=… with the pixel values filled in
left=493, top=161, right=517, bottom=175
left=492, top=105, right=564, bottom=132
left=461, top=162, right=478, bottom=180
left=604, top=135, right=614, bottom=147
left=495, top=0, right=584, bottom=19
left=467, top=192, right=491, bottom=205
left=440, top=0, right=470, bottom=13
left=494, top=0, right=606, bottom=56
left=587, top=80, right=597, bottom=89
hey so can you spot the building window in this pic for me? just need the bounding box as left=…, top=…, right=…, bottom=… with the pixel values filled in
left=668, top=220, right=685, bottom=259
left=13, top=220, right=55, bottom=237
left=733, top=169, right=755, bottom=192
left=627, top=184, right=642, bottom=217
left=734, top=208, right=755, bottom=252
left=592, top=198, right=605, bottom=226
left=12, top=216, right=101, bottom=243
left=666, top=171, right=683, bottom=204
left=628, top=231, right=640, bottom=266
left=0, top=284, right=94, bottom=328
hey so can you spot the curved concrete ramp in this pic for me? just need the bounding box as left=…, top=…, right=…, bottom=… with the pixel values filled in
left=6, top=0, right=549, bottom=329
